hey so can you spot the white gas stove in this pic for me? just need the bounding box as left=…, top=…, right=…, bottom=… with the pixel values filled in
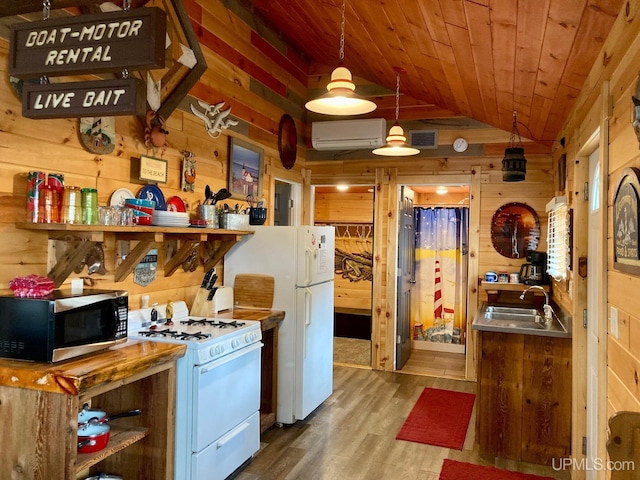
left=128, top=301, right=263, bottom=480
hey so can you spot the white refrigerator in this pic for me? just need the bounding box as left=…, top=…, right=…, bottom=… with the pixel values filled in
left=223, top=226, right=335, bottom=424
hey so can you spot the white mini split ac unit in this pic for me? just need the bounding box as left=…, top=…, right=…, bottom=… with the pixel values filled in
left=311, top=118, right=386, bottom=150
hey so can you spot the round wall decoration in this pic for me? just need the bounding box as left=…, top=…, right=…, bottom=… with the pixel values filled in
left=490, top=202, right=540, bottom=259
left=278, top=114, right=297, bottom=169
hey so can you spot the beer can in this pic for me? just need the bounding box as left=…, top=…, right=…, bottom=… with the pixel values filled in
left=26, top=171, right=45, bottom=223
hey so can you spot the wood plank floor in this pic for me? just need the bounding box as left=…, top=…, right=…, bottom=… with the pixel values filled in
left=235, top=365, right=570, bottom=480
left=399, top=349, right=466, bottom=380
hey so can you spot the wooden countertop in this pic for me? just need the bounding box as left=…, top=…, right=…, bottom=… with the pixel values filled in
left=0, top=341, right=186, bottom=395
left=212, top=307, right=285, bottom=331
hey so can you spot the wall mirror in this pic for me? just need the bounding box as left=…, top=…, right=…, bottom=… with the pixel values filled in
left=490, top=202, right=540, bottom=259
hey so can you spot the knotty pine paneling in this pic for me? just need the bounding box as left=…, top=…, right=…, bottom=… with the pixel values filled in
left=0, top=1, right=307, bottom=312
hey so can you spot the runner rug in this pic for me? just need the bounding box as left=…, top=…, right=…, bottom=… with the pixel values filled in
left=439, top=459, right=555, bottom=480
left=395, top=387, right=475, bottom=450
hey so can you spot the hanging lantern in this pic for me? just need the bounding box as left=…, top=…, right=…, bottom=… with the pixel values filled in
left=502, top=112, right=527, bottom=182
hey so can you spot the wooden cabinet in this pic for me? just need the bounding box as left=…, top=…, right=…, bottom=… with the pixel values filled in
left=477, top=330, right=571, bottom=465
left=16, top=223, right=253, bottom=286
left=0, top=341, right=185, bottom=480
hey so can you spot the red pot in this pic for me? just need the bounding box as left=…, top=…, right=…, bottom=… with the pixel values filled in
left=77, top=423, right=110, bottom=454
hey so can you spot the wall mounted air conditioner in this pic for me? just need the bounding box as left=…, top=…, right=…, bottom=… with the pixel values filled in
left=311, top=118, right=386, bottom=150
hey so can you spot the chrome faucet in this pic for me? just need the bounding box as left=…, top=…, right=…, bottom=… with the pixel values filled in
left=520, top=285, right=555, bottom=322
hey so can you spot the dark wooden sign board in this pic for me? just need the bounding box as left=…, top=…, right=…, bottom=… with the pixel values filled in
left=22, top=78, right=146, bottom=118
left=614, top=167, right=640, bottom=275
left=9, top=7, right=166, bottom=78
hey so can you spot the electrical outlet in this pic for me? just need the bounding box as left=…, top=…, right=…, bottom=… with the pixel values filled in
left=610, top=306, right=619, bottom=339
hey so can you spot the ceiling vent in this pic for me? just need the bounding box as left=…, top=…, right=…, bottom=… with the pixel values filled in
left=409, top=129, right=438, bottom=149
left=311, top=118, right=386, bottom=150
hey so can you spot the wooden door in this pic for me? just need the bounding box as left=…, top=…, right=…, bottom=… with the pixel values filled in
left=396, top=186, right=415, bottom=369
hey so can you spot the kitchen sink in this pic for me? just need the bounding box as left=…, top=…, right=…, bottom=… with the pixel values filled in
left=485, top=306, right=539, bottom=316
left=473, top=303, right=570, bottom=337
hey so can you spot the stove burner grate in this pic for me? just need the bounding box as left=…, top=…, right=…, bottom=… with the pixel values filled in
left=180, top=318, right=247, bottom=328
left=138, top=329, right=178, bottom=337
left=175, top=331, right=211, bottom=341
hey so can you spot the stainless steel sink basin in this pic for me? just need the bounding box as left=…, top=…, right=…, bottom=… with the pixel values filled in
left=473, top=303, right=570, bottom=337
left=485, top=306, right=538, bottom=316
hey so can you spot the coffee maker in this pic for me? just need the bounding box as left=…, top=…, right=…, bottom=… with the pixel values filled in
left=519, top=251, right=548, bottom=285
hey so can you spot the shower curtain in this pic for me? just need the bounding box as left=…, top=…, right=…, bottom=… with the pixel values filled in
left=411, top=207, right=469, bottom=345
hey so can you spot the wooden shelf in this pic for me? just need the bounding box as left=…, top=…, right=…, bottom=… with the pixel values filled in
left=480, top=281, right=549, bottom=293
left=16, top=223, right=253, bottom=286
left=0, top=341, right=185, bottom=479
left=76, top=425, right=149, bottom=473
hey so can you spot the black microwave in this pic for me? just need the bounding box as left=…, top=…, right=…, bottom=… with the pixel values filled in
left=0, top=289, right=128, bottom=363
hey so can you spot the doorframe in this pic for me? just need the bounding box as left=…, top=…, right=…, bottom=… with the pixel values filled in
left=390, top=170, right=480, bottom=380
left=273, top=177, right=302, bottom=226
left=572, top=80, right=610, bottom=479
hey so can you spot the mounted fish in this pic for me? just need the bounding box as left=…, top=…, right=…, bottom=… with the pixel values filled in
left=190, top=100, right=239, bottom=138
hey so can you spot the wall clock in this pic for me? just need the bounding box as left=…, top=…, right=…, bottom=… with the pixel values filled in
left=278, top=114, right=297, bottom=170
left=453, top=137, right=468, bottom=153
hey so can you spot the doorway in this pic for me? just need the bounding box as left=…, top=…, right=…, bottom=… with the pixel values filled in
left=398, top=184, right=470, bottom=379
left=313, top=185, right=374, bottom=368
left=274, top=179, right=301, bottom=226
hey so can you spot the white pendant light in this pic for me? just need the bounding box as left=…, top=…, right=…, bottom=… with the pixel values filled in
left=372, top=68, right=419, bottom=156
left=304, top=0, right=376, bottom=116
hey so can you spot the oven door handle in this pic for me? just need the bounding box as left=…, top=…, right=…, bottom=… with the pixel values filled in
left=216, top=421, right=250, bottom=449
left=199, top=341, right=263, bottom=374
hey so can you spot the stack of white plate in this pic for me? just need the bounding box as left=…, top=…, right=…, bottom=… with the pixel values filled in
left=152, top=210, right=190, bottom=227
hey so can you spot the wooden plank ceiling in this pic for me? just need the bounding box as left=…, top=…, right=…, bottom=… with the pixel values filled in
left=249, top=0, right=623, bottom=146
left=0, top=0, right=624, bottom=147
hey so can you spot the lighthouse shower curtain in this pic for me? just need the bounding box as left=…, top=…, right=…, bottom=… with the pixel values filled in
left=412, top=207, right=469, bottom=345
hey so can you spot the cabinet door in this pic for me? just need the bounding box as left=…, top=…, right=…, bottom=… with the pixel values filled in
left=478, top=331, right=524, bottom=460
left=521, top=335, right=572, bottom=465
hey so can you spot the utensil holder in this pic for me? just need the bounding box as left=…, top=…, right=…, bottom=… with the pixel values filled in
left=249, top=207, right=267, bottom=225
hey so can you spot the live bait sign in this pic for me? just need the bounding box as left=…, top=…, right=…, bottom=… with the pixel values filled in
left=21, top=78, right=146, bottom=119
left=9, top=7, right=166, bottom=78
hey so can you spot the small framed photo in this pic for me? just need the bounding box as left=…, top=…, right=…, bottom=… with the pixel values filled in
left=139, top=155, right=168, bottom=184
left=228, top=137, right=263, bottom=199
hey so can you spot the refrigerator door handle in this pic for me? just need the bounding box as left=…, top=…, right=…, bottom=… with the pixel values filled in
left=304, top=287, right=312, bottom=358
left=305, top=248, right=313, bottom=284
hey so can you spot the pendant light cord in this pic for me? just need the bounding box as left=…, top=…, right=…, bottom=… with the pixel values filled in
left=339, top=0, right=346, bottom=62
left=395, top=71, right=401, bottom=122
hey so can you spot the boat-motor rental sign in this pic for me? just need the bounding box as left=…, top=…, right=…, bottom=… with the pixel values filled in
left=9, top=7, right=166, bottom=118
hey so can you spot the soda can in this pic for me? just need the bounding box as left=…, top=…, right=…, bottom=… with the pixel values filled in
left=26, top=171, right=45, bottom=223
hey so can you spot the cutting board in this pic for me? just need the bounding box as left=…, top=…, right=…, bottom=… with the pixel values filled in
left=233, top=274, right=274, bottom=309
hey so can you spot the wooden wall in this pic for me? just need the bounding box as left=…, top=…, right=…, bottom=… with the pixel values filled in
left=308, top=149, right=554, bottom=375
left=314, top=189, right=374, bottom=313
left=0, top=0, right=306, bottom=310
left=555, top=3, right=640, bottom=478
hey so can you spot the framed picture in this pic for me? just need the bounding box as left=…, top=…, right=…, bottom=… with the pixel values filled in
left=228, top=137, right=263, bottom=199
left=614, top=167, right=640, bottom=275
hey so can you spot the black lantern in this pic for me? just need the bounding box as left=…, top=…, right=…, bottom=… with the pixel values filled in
left=502, top=111, right=527, bottom=182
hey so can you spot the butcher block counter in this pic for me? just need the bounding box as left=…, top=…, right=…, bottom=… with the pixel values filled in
left=0, top=340, right=186, bottom=480
left=213, top=307, right=286, bottom=432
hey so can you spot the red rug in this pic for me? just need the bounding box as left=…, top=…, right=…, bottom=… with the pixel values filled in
left=439, top=459, right=555, bottom=480
left=396, top=387, right=475, bottom=450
